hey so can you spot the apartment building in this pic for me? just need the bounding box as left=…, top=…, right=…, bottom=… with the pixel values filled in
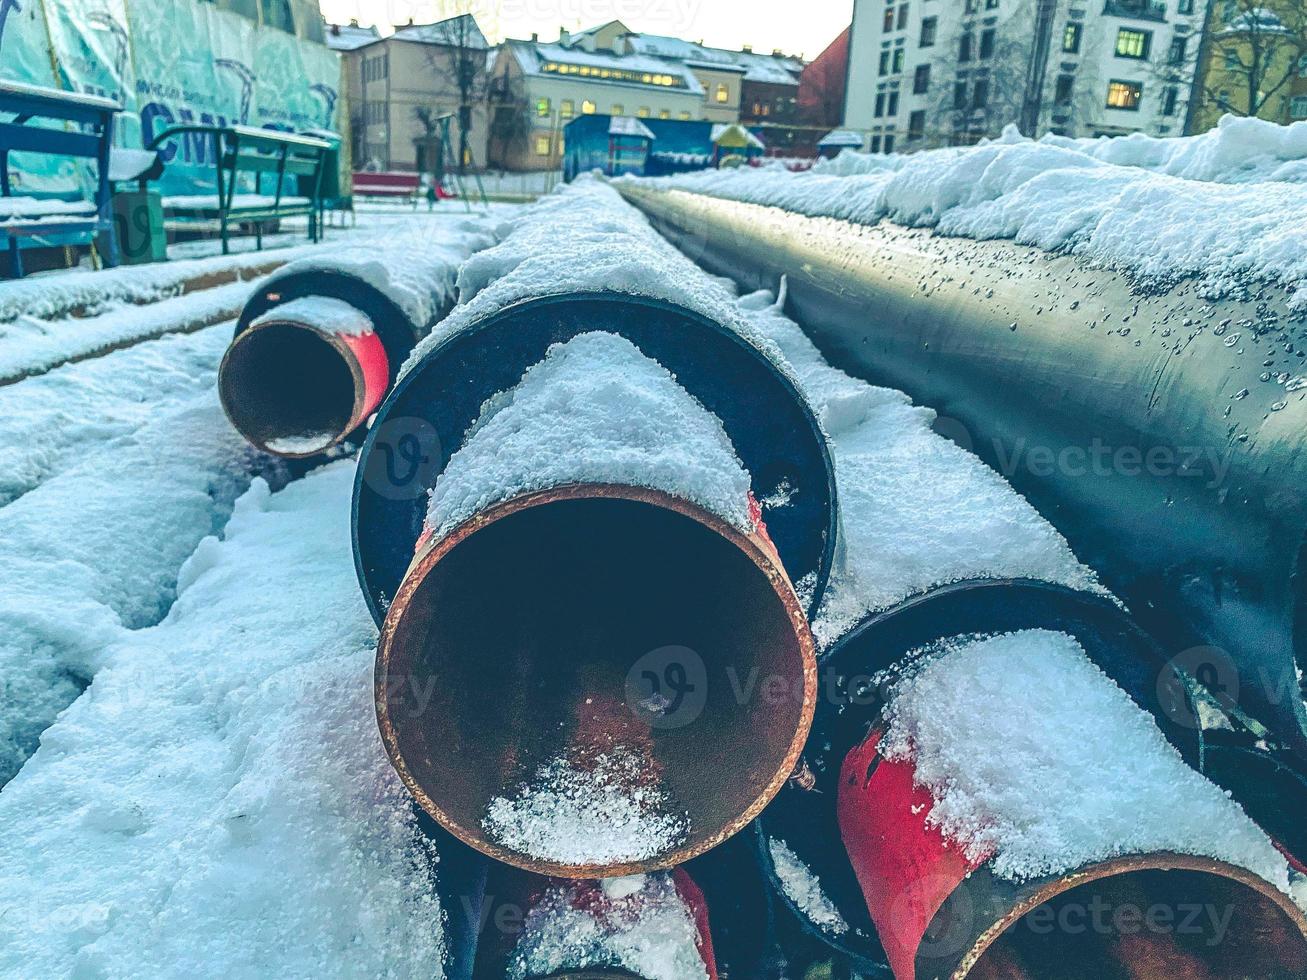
left=844, top=0, right=1209, bottom=151
left=1189, top=0, right=1307, bottom=131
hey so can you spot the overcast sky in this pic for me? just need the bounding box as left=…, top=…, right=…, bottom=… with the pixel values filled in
left=317, top=0, right=854, bottom=61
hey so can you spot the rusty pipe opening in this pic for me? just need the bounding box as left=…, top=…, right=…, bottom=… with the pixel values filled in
left=958, top=856, right=1307, bottom=980
left=218, top=315, right=389, bottom=458
left=376, top=483, right=816, bottom=878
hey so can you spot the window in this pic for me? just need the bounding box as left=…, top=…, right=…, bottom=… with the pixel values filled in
left=1054, top=73, right=1074, bottom=104
left=1168, top=36, right=1187, bottom=64
left=715, top=83, right=729, bottom=103
left=637, top=106, right=650, bottom=117
left=986, top=0, right=999, bottom=7
left=1162, top=85, right=1179, bottom=115
left=875, top=91, right=887, bottom=116
left=1292, top=95, right=1307, bottom=119
left=1105, top=79, right=1143, bottom=110
left=879, top=49, right=891, bottom=75
left=883, top=134, right=895, bottom=153
left=960, top=32, right=973, bottom=62
left=1178, top=0, right=1193, bottom=11
left=887, top=89, right=900, bottom=114
left=560, top=99, right=575, bottom=118
left=581, top=99, right=596, bottom=114
left=1115, top=28, right=1151, bottom=59
left=1223, top=47, right=1240, bottom=70
left=659, top=109, right=671, bottom=119
left=679, top=111, right=691, bottom=120
left=261, top=0, right=294, bottom=33
left=897, top=4, right=909, bottom=29
left=914, top=63, right=931, bottom=93
left=972, top=78, right=989, bottom=108
left=954, top=79, right=968, bottom=109
left=965, top=0, right=978, bottom=11
left=921, top=16, right=937, bottom=46
left=979, top=28, right=995, bottom=59
left=884, top=6, right=895, bottom=29
left=1063, top=22, right=1082, bottom=53
left=908, top=109, right=926, bottom=140
left=534, top=136, right=551, bottom=156
left=536, top=97, right=550, bottom=117
left=870, top=134, right=883, bottom=152
left=892, top=47, right=906, bottom=72
left=611, top=103, right=624, bottom=115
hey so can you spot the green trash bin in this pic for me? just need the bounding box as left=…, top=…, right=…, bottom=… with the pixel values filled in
left=108, top=188, right=166, bottom=265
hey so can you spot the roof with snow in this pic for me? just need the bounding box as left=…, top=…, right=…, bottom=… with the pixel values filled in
left=325, top=23, right=380, bottom=51
left=819, top=129, right=865, bottom=147
left=712, top=122, right=765, bottom=149
left=388, top=14, right=489, bottom=49
left=505, top=39, right=705, bottom=95
left=609, top=116, right=657, bottom=140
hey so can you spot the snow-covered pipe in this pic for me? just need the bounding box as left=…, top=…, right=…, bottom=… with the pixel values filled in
left=371, top=331, right=816, bottom=878
left=756, top=582, right=1305, bottom=978
left=224, top=225, right=495, bottom=457
left=839, top=729, right=1307, bottom=980
left=218, top=299, right=389, bottom=457
left=352, top=182, right=836, bottom=626
left=474, top=867, right=719, bottom=980
left=615, top=181, right=1307, bottom=764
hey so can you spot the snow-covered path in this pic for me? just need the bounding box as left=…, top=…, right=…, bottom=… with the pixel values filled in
left=0, top=464, right=446, bottom=978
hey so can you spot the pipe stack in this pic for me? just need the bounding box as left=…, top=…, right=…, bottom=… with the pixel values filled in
left=218, top=223, right=495, bottom=458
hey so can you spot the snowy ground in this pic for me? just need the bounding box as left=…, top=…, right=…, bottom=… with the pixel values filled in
left=0, top=172, right=1301, bottom=975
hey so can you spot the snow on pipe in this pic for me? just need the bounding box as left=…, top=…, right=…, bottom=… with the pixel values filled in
left=221, top=228, right=492, bottom=458
left=218, top=299, right=389, bottom=457
left=752, top=581, right=1307, bottom=979
left=471, top=866, right=719, bottom=979
left=371, top=331, right=817, bottom=879
left=615, top=181, right=1307, bottom=765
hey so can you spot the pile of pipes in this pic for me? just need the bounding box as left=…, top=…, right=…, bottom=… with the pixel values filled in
left=219, top=179, right=1307, bottom=978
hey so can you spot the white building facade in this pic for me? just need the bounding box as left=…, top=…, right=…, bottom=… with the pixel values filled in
left=844, top=0, right=1209, bottom=151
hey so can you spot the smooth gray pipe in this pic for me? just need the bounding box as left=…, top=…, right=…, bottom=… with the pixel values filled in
left=617, top=182, right=1307, bottom=761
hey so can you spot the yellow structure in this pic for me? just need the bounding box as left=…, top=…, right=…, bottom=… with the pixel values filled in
left=1190, top=0, right=1307, bottom=132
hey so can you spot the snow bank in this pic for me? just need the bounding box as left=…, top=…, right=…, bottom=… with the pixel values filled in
left=733, top=287, right=1098, bottom=647
left=0, top=322, right=231, bottom=506
left=426, top=331, right=752, bottom=537
left=508, top=873, right=709, bottom=980
left=0, top=279, right=254, bottom=383
left=402, top=177, right=796, bottom=385
left=633, top=119, right=1307, bottom=304
left=249, top=295, right=373, bottom=336
left=272, top=218, right=497, bottom=331
left=879, top=629, right=1290, bottom=889
left=0, top=394, right=269, bottom=784
left=483, top=747, right=690, bottom=866
left=0, top=464, right=448, bottom=977
left=768, top=837, right=848, bottom=936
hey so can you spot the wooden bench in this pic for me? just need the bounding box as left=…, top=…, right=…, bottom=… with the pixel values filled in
left=147, top=124, right=330, bottom=254
left=0, top=79, right=120, bottom=278
left=351, top=170, right=420, bottom=206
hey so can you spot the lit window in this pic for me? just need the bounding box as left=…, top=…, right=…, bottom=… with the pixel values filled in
left=536, top=97, right=550, bottom=117
left=716, top=83, right=729, bottom=103
left=659, top=109, right=670, bottom=119
left=581, top=99, right=596, bottom=114
left=560, top=100, right=574, bottom=118
left=1105, top=79, right=1143, bottom=110
left=637, top=106, right=650, bottom=117
left=534, top=136, right=551, bottom=156
left=1115, top=28, right=1151, bottom=60
left=1063, top=22, right=1082, bottom=53
left=679, top=111, right=691, bottom=120
left=611, top=104, right=624, bottom=115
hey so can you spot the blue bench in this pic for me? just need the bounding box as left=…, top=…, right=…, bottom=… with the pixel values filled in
left=0, top=79, right=120, bottom=277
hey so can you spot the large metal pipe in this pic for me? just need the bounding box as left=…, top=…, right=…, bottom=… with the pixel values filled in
left=615, top=183, right=1307, bottom=761
left=376, top=482, right=816, bottom=878
left=756, top=578, right=1202, bottom=975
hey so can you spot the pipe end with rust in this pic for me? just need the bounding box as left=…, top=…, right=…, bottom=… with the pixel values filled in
left=218, top=302, right=389, bottom=458
left=375, top=483, right=817, bottom=878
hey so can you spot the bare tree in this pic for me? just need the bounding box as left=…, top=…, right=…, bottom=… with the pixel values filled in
left=1184, top=0, right=1307, bottom=124
left=929, top=4, right=1038, bottom=146
left=416, top=1, right=499, bottom=173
